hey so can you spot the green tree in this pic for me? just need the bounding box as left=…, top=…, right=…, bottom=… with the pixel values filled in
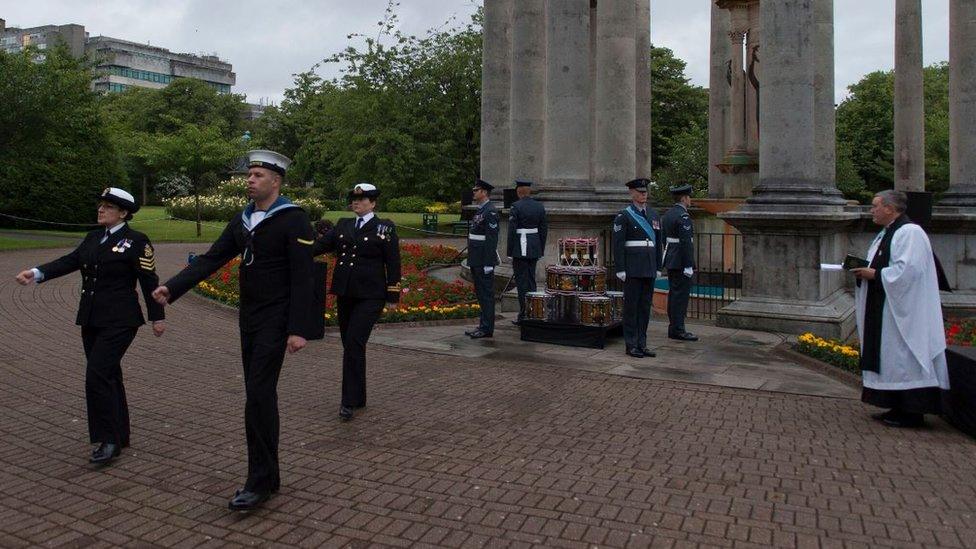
left=151, top=124, right=244, bottom=235
left=0, top=45, right=127, bottom=228
left=836, top=62, right=950, bottom=195
left=651, top=46, right=709, bottom=174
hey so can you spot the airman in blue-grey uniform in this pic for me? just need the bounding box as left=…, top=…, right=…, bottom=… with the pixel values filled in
left=506, top=179, right=548, bottom=324
left=661, top=184, right=698, bottom=341
left=612, top=178, right=664, bottom=358
left=465, top=179, right=499, bottom=338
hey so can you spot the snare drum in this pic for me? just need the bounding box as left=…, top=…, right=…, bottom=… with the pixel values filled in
left=579, top=296, right=611, bottom=326
left=550, top=293, right=580, bottom=323
left=525, top=291, right=550, bottom=321
left=606, top=291, right=624, bottom=322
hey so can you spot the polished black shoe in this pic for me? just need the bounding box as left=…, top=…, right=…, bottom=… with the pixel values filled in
left=511, top=318, right=522, bottom=326
left=626, top=347, right=645, bottom=358
left=882, top=412, right=925, bottom=428
left=640, top=347, right=656, bottom=358
left=871, top=409, right=895, bottom=421
left=228, top=489, right=271, bottom=511
left=339, top=406, right=353, bottom=421
left=469, top=330, right=493, bottom=339
left=668, top=332, right=699, bottom=341
left=89, top=442, right=120, bottom=465
left=464, top=327, right=480, bottom=336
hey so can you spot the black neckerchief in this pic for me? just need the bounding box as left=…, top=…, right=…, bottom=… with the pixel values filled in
left=859, top=214, right=910, bottom=373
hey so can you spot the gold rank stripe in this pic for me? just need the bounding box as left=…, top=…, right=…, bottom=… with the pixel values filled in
left=297, top=238, right=314, bottom=245
left=387, top=285, right=401, bottom=291
left=139, top=259, right=156, bottom=269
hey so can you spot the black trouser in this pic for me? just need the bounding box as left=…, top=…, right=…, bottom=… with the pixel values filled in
left=337, top=296, right=385, bottom=408
left=239, top=324, right=287, bottom=494
left=622, top=277, right=654, bottom=350
left=472, top=267, right=495, bottom=333
left=82, top=326, right=138, bottom=447
left=667, top=270, right=692, bottom=335
left=512, top=258, right=539, bottom=320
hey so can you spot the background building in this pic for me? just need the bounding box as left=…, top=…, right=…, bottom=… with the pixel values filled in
left=0, top=19, right=235, bottom=94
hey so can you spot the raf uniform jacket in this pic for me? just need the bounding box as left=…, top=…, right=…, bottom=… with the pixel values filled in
left=312, top=216, right=402, bottom=302
left=506, top=196, right=548, bottom=259
left=611, top=205, right=664, bottom=279
left=164, top=201, right=318, bottom=338
left=468, top=201, right=500, bottom=268
left=661, top=203, right=695, bottom=271
left=37, top=225, right=164, bottom=327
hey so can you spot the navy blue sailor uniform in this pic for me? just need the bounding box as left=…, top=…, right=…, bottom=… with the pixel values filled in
left=35, top=224, right=164, bottom=449
left=162, top=197, right=317, bottom=495
left=507, top=196, right=548, bottom=321
left=468, top=201, right=500, bottom=334
left=611, top=206, right=664, bottom=353
left=312, top=215, right=401, bottom=409
left=661, top=202, right=696, bottom=337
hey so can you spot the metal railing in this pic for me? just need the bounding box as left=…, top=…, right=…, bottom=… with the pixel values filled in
left=603, top=231, right=742, bottom=320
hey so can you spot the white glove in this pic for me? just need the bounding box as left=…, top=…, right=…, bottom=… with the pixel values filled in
left=683, top=267, right=694, bottom=278
left=484, top=266, right=494, bottom=274
left=655, top=270, right=661, bottom=279
left=616, top=271, right=626, bottom=282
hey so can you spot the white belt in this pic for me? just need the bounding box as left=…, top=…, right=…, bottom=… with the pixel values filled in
left=468, top=234, right=486, bottom=241
left=516, top=228, right=538, bottom=256
left=666, top=237, right=680, bottom=243
left=625, top=240, right=655, bottom=247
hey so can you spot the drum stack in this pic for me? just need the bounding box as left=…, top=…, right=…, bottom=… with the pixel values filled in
left=523, top=237, right=624, bottom=327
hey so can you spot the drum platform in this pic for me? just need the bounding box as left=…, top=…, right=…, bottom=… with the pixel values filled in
left=518, top=319, right=623, bottom=349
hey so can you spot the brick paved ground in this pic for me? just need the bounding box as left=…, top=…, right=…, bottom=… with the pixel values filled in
left=1, top=243, right=975, bottom=548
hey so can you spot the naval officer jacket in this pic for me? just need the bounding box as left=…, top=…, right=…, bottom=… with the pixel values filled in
left=163, top=197, right=318, bottom=338
left=312, top=216, right=402, bottom=303
left=611, top=205, right=664, bottom=279
left=661, top=203, right=695, bottom=271
left=467, top=201, right=500, bottom=268
left=506, top=196, right=548, bottom=259
left=37, top=224, right=164, bottom=327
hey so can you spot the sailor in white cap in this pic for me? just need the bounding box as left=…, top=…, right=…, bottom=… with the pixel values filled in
left=152, top=149, right=319, bottom=511
left=15, top=187, right=166, bottom=466
left=312, top=182, right=402, bottom=422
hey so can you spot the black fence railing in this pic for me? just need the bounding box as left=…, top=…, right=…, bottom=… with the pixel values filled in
left=603, top=231, right=742, bottom=320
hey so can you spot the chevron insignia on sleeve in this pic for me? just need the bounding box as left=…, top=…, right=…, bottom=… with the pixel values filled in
left=297, top=238, right=314, bottom=245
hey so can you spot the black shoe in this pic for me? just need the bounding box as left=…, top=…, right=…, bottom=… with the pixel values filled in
left=668, top=332, right=699, bottom=341
left=626, top=347, right=645, bottom=358
left=469, top=330, right=493, bottom=339
left=882, top=411, right=925, bottom=428
left=228, top=489, right=271, bottom=511
left=464, top=327, right=479, bottom=336
left=339, top=406, right=353, bottom=421
left=640, top=347, right=656, bottom=358
left=89, top=442, right=120, bottom=465
left=871, top=409, right=895, bottom=421
left=511, top=319, right=522, bottom=326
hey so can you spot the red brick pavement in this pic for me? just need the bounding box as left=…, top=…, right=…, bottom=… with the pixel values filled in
left=1, top=243, right=975, bottom=548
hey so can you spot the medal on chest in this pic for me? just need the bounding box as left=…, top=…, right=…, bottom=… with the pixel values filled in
left=112, top=238, right=132, bottom=253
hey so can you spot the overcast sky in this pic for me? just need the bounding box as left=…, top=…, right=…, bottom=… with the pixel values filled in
left=0, top=1, right=951, bottom=105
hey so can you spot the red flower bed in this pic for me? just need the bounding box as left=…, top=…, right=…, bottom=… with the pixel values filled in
left=195, top=243, right=478, bottom=325
left=946, top=319, right=976, bottom=347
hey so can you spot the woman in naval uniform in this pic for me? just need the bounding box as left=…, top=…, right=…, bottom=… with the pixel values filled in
left=15, top=187, right=165, bottom=465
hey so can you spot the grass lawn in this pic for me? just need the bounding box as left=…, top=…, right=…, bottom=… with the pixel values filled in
left=1, top=207, right=464, bottom=251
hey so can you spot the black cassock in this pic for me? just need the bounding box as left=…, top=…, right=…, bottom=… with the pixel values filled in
left=165, top=204, right=317, bottom=494
left=37, top=224, right=164, bottom=447
left=313, top=216, right=401, bottom=408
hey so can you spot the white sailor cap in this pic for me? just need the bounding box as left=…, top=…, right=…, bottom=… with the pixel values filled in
left=348, top=182, right=380, bottom=200
left=98, top=187, right=139, bottom=215
left=247, top=149, right=292, bottom=176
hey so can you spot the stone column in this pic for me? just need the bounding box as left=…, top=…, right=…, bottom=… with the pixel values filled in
left=708, top=2, right=732, bottom=198
left=943, top=0, right=976, bottom=206
left=748, top=0, right=844, bottom=207
left=813, top=0, right=836, bottom=187
left=718, top=0, right=857, bottom=339
left=725, top=7, right=749, bottom=162
left=510, top=0, right=546, bottom=186
left=480, top=0, right=514, bottom=187
left=635, top=0, right=652, bottom=179
left=544, top=0, right=590, bottom=193
left=893, top=0, right=925, bottom=192
left=593, top=0, right=637, bottom=192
